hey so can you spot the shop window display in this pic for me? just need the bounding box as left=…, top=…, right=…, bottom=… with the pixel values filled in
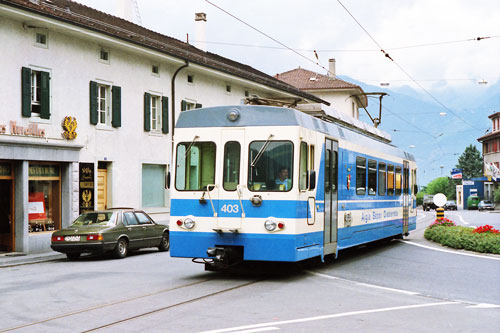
left=28, top=164, right=61, bottom=232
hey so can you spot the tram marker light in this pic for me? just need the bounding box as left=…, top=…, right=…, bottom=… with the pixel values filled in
left=278, top=222, right=285, bottom=229
left=227, top=109, right=240, bottom=121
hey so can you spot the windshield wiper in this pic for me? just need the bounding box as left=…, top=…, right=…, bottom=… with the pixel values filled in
left=185, top=135, right=200, bottom=157
left=251, top=134, right=274, bottom=167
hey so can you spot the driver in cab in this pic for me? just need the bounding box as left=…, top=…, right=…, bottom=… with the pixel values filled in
left=275, top=167, right=291, bottom=191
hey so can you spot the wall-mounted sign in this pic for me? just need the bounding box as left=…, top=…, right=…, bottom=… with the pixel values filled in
left=0, top=163, right=11, bottom=177
left=451, top=168, right=463, bottom=179
left=79, top=163, right=95, bottom=213
left=1, top=121, right=46, bottom=138
left=62, top=116, right=78, bottom=140
left=29, top=165, right=60, bottom=178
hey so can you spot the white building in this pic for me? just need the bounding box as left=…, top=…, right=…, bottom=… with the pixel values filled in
left=0, top=0, right=326, bottom=254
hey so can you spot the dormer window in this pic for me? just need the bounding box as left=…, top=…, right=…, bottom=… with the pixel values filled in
left=187, top=74, right=194, bottom=84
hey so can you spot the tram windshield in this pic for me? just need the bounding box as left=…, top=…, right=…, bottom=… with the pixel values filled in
left=175, top=141, right=216, bottom=191
left=248, top=141, right=293, bottom=191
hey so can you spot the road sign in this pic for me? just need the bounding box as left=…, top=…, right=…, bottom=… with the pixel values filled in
left=433, top=193, right=447, bottom=207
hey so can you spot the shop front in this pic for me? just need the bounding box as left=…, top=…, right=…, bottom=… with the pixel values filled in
left=0, top=139, right=82, bottom=254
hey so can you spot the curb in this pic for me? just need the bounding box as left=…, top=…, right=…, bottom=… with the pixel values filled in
left=0, top=252, right=66, bottom=268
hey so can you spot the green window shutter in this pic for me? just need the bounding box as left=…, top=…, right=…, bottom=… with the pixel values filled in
left=21, top=67, right=31, bottom=117
left=89, top=81, right=98, bottom=125
left=181, top=100, right=187, bottom=111
left=144, top=92, right=151, bottom=131
left=162, top=96, right=169, bottom=134
left=111, top=85, right=121, bottom=128
left=39, top=71, right=50, bottom=119
left=195, top=103, right=202, bottom=109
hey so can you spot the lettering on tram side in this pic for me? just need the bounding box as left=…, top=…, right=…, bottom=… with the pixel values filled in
left=361, top=210, right=399, bottom=223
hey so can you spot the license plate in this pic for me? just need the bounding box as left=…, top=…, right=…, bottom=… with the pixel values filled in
left=65, top=236, right=81, bottom=242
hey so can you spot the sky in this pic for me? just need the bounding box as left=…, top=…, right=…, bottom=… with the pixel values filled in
left=74, top=0, right=499, bottom=185
left=74, top=0, right=500, bottom=90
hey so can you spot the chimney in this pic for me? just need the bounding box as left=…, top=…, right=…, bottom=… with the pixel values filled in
left=194, top=12, right=207, bottom=52
left=328, top=58, right=336, bottom=80
left=116, top=0, right=141, bottom=24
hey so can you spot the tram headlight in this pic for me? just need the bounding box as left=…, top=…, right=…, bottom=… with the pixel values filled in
left=184, top=217, right=196, bottom=230
left=264, top=219, right=277, bottom=231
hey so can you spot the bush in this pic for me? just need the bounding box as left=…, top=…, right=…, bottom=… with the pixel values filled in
left=494, top=186, right=500, bottom=204
left=424, top=224, right=500, bottom=254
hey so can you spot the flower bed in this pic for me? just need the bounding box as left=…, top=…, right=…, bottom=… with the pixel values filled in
left=424, top=219, right=500, bottom=254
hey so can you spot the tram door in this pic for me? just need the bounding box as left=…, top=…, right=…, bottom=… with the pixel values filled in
left=216, top=129, right=245, bottom=231
left=403, top=161, right=410, bottom=235
left=324, top=139, right=338, bottom=255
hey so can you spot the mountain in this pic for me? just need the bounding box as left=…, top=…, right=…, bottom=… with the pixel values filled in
left=337, top=76, right=497, bottom=186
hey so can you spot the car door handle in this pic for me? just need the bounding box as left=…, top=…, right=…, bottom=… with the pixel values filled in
left=127, top=227, right=132, bottom=231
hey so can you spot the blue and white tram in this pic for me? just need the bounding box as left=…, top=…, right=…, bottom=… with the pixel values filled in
left=169, top=105, right=417, bottom=269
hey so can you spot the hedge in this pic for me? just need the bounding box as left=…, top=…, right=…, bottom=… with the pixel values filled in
left=424, top=224, right=500, bottom=254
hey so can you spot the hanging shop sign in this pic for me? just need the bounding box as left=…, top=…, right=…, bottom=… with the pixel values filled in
left=62, top=116, right=78, bottom=140
left=79, top=163, right=95, bottom=213
left=0, top=121, right=46, bottom=138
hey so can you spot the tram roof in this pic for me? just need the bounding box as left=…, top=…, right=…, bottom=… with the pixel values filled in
left=176, top=105, right=416, bottom=162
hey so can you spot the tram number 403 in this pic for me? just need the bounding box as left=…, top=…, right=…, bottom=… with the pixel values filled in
left=220, top=204, right=240, bottom=214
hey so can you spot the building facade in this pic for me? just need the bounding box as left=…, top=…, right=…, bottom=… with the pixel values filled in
left=0, top=0, right=326, bottom=254
left=477, top=111, right=500, bottom=201
left=275, top=59, right=368, bottom=120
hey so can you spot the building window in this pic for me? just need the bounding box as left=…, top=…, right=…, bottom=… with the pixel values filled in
left=226, top=84, right=232, bottom=94
left=99, top=49, right=110, bottom=64
left=35, top=32, right=48, bottom=48
left=28, top=163, right=61, bottom=232
left=245, top=90, right=250, bottom=97
left=150, top=95, right=161, bottom=132
left=352, top=101, right=356, bottom=118
left=152, top=64, right=159, bottom=75
left=21, top=67, right=50, bottom=119
left=187, top=74, right=194, bottom=84
left=90, top=82, right=121, bottom=128
left=97, top=84, right=110, bottom=125
left=181, top=100, right=201, bottom=111
left=142, top=164, right=166, bottom=207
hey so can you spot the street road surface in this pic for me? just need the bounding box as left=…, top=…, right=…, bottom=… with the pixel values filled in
left=0, top=210, right=498, bottom=332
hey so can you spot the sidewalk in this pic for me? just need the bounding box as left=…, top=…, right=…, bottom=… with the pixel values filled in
left=0, top=251, right=65, bottom=268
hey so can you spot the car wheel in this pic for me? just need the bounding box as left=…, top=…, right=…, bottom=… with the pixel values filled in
left=158, top=232, right=170, bottom=252
left=66, top=252, right=81, bottom=260
left=114, top=238, right=128, bottom=259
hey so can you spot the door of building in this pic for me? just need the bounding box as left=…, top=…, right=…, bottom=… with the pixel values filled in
left=0, top=179, right=13, bottom=253
left=97, top=169, right=107, bottom=210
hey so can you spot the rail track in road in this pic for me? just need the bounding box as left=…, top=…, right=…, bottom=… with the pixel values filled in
left=2, top=276, right=262, bottom=332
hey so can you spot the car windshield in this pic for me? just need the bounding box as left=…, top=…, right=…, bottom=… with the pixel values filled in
left=483, top=201, right=492, bottom=204
left=71, top=212, right=116, bottom=226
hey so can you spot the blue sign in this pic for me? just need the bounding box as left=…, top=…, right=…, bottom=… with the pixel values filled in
left=451, top=168, right=462, bottom=179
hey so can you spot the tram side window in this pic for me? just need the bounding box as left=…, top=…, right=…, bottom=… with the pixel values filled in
left=387, top=165, right=395, bottom=196
left=356, top=156, right=366, bottom=195
left=175, top=142, right=216, bottom=191
left=299, top=142, right=308, bottom=191
left=223, top=141, right=241, bottom=191
left=378, top=162, right=386, bottom=196
left=368, top=160, right=377, bottom=195
left=248, top=141, right=293, bottom=192
left=395, top=166, right=402, bottom=196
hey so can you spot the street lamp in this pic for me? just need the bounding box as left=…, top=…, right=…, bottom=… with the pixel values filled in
left=440, top=165, right=444, bottom=176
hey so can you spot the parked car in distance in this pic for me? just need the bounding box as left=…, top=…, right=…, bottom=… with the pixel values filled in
left=51, top=208, right=169, bottom=260
left=467, top=195, right=481, bottom=210
left=443, top=200, right=457, bottom=210
left=423, top=194, right=436, bottom=211
left=478, top=200, right=495, bottom=211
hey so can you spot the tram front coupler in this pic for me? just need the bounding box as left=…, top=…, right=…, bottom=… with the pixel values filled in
left=205, top=246, right=243, bottom=271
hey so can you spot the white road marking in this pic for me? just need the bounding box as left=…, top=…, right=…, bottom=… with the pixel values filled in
left=307, top=271, right=419, bottom=295
left=466, top=303, right=500, bottom=309
left=200, top=302, right=457, bottom=333
left=230, top=328, right=280, bottom=333
left=398, top=240, right=500, bottom=261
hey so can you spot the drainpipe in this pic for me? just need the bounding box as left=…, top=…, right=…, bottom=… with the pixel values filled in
left=171, top=60, right=189, bottom=151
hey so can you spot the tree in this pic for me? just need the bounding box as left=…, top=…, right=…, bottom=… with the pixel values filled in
left=456, top=144, right=483, bottom=179
left=425, top=177, right=456, bottom=199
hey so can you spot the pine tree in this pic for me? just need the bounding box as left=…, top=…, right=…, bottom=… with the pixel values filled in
left=456, top=144, right=483, bottom=179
